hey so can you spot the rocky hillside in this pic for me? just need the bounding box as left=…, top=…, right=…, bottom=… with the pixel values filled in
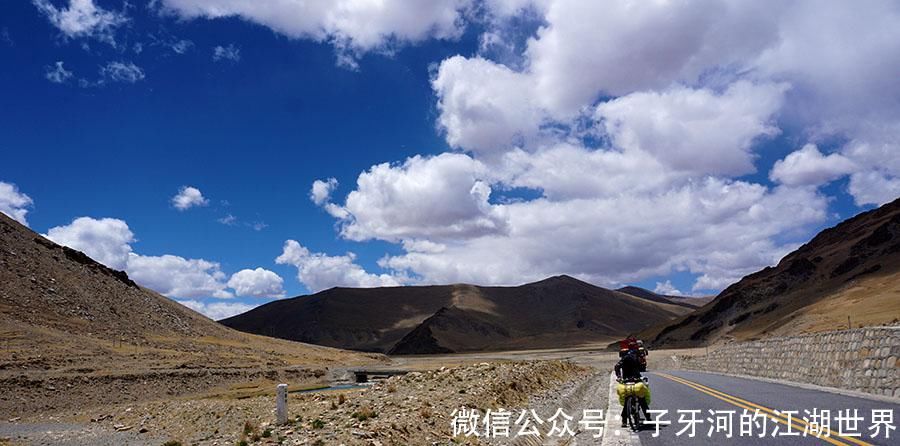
left=67, top=360, right=586, bottom=446
left=223, top=275, right=689, bottom=354
left=647, top=197, right=900, bottom=347
left=0, top=212, right=378, bottom=417
left=2, top=220, right=225, bottom=343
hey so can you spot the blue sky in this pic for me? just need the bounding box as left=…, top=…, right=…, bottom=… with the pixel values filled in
left=1, top=1, right=898, bottom=319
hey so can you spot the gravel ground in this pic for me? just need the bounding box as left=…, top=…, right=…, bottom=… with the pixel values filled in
left=0, top=421, right=162, bottom=446
left=500, top=361, right=614, bottom=446
left=1, top=360, right=587, bottom=446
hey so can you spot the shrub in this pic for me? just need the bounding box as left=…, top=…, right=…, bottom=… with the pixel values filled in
left=351, top=406, right=378, bottom=421
left=311, top=419, right=325, bottom=429
left=262, top=428, right=272, bottom=438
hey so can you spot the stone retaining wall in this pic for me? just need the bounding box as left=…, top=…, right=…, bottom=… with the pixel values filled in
left=677, top=326, right=900, bottom=399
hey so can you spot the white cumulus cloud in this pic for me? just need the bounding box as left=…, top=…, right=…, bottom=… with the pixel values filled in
left=177, top=299, right=256, bottom=321
left=0, top=181, right=34, bottom=226
left=433, top=55, right=542, bottom=156
left=275, top=240, right=400, bottom=292
left=430, top=1, right=900, bottom=181
left=595, top=81, right=788, bottom=177
left=653, top=280, right=683, bottom=297
left=500, top=144, right=677, bottom=200
left=171, top=186, right=209, bottom=210
left=848, top=171, right=900, bottom=207
left=379, top=180, right=827, bottom=290
left=227, top=268, right=286, bottom=298
left=839, top=128, right=900, bottom=206
left=310, top=178, right=338, bottom=206
left=43, top=216, right=285, bottom=300
left=331, top=0, right=900, bottom=294
left=29, top=0, right=900, bottom=298
left=45, top=217, right=134, bottom=270
left=770, top=144, right=857, bottom=187
left=330, top=153, right=508, bottom=242
left=126, top=253, right=234, bottom=299
left=158, top=0, right=473, bottom=68
left=524, top=0, right=781, bottom=115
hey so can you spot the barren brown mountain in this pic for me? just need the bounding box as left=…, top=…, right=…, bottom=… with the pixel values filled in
left=222, top=275, right=690, bottom=354
left=616, top=286, right=714, bottom=309
left=0, top=213, right=379, bottom=417
left=646, top=196, right=900, bottom=347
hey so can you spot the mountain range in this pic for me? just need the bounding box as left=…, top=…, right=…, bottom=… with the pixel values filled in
left=225, top=198, right=900, bottom=354
left=4, top=192, right=898, bottom=369
left=616, top=286, right=714, bottom=309
left=222, top=277, right=698, bottom=354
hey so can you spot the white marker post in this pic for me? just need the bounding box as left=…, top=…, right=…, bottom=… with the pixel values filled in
left=276, top=383, right=288, bottom=424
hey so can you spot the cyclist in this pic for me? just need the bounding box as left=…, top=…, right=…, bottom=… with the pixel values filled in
left=618, top=336, right=638, bottom=358
left=636, top=339, right=648, bottom=372
left=614, top=348, right=651, bottom=425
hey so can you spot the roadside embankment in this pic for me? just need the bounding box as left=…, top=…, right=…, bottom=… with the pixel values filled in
left=674, top=326, right=900, bottom=399
left=3, top=360, right=585, bottom=445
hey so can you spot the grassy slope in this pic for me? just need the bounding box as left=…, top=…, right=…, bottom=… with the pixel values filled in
left=0, top=212, right=381, bottom=417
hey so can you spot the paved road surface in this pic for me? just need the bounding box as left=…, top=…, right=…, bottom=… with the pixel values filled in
left=632, top=371, right=899, bottom=446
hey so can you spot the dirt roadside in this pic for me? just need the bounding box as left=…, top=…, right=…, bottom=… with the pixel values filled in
left=0, top=346, right=696, bottom=445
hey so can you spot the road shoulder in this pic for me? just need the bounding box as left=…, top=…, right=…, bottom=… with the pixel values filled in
left=671, top=369, right=900, bottom=405
left=601, top=372, right=641, bottom=446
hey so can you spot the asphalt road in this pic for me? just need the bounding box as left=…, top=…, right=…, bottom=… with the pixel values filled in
left=632, top=371, right=900, bottom=446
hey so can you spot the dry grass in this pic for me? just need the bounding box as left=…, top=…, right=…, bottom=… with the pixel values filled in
left=65, top=360, right=580, bottom=446
left=759, top=272, right=900, bottom=337
left=351, top=406, right=377, bottom=421
left=204, top=382, right=335, bottom=402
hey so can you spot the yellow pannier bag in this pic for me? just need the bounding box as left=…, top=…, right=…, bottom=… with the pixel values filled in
left=616, top=381, right=650, bottom=405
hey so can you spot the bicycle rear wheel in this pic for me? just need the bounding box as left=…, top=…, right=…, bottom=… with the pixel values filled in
left=629, top=396, right=642, bottom=431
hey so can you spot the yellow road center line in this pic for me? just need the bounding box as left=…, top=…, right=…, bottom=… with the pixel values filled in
left=657, top=373, right=873, bottom=446
left=655, top=373, right=851, bottom=446
left=660, top=373, right=829, bottom=436
left=658, top=373, right=846, bottom=445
